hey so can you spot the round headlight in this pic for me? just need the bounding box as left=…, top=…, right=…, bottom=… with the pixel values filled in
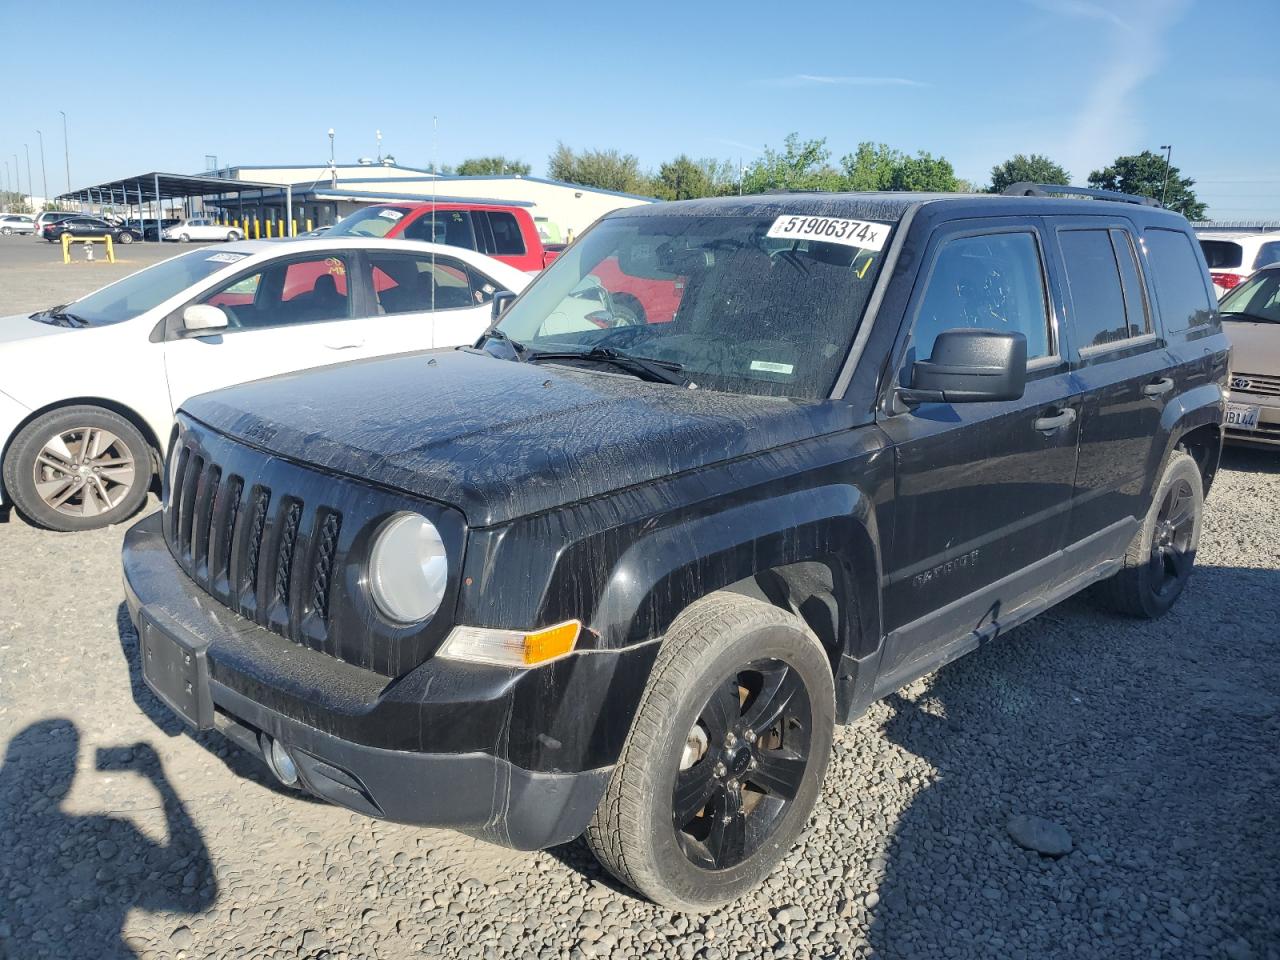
left=368, top=513, right=448, bottom=624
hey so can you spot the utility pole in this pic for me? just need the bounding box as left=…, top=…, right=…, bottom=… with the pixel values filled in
left=328, top=128, right=336, bottom=189
left=12, top=154, right=21, bottom=205
left=24, top=144, right=33, bottom=207
left=36, top=130, right=48, bottom=208
left=1159, top=144, right=1173, bottom=207
left=59, top=110, right=71, bottom=192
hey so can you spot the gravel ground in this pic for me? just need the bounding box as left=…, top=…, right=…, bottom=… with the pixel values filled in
left=0, top=448, right=1276, bottom=960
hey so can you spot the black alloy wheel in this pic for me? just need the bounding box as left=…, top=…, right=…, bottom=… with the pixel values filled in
left=1148, top=476, right=1196, bottom=599
left=673, top=658, right=813, bottom=870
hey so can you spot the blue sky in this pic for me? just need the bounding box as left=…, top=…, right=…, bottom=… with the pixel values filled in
left=2, top=0, right=1277, bottom=218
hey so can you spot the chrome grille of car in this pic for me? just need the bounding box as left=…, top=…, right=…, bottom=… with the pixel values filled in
left=1231, top=372, right=1280, bottom=398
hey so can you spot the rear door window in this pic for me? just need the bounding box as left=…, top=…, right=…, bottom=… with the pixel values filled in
left=479, top=211, right=526, bottom=256
left=369, top=253, right=485, bottom=313
left=1059, top=228, right=1137, bottom=348
left=1144, top=229, right=1215, bottom=332
left=402, top=210, right=477, bottom=250
left=1198, top=240, right=1243, bottom=269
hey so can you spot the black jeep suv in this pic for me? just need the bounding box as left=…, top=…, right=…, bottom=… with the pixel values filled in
left=122, top=186, right=1228, bottom=910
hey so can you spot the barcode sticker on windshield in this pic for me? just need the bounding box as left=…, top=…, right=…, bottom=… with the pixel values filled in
left=766, top=215, right=890, bottom=251
left=378, top=209, right=404, bottom=220
left=206, top=253, right=247, bottom=263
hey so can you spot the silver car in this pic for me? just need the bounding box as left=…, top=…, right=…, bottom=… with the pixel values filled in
left=1220, top=262, right=1280, bottom=448
left=0, top=214, right=35, bottom=235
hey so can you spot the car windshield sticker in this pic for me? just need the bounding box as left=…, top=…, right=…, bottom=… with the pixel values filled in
left=379, top=209, right=404, bottom=221
left=766, top=215, right=891, bottom=252
left=206, top=253, right=247, bottom=264
left=750, top=360, right=795, bottom=375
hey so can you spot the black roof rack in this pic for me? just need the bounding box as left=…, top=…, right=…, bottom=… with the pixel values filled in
left=1001, top=182, right=1161, bottom=207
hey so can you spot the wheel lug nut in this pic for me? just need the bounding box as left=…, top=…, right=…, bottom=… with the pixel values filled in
left=744, top=729, right=756, bottom=743
left=714, top=762, right=727, bottom=778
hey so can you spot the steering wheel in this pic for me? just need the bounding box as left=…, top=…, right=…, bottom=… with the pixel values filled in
left=219, top=304, right=245, bottom=329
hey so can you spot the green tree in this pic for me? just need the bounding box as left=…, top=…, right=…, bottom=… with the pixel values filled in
left=987, top=153, right=1070, bottom=193
left=891, top=151, right=960, bottom=192
left=840, top=143, right=903, bottom=191
left=1088, top=150, right=1206, bottom=219
left=455, top=156, right=532, bottom=176
left=654, top=155, right=710, bottom=200
left=742, top=134, right=843, bottom=194
left=546, top=143, right=651, bottom=194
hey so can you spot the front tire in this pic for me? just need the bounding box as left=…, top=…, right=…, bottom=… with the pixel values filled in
left=1, top=226, right=12, bottom=236
left=117, top=231, right=133, bottom=244
left=226, top=230, right=241, bottom=241
left=1095, top=450, right=1203, bottom=618
left=2, top=406, right=152, bottom=532
left=586, top=592, right=835, bottom=911
left=179, top=233, right=191, bottom=242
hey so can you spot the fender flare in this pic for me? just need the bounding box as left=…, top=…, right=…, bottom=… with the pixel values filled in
left=1154, top=381, right=1224, bottom=480
left=590, top=483, right=883, bottom=665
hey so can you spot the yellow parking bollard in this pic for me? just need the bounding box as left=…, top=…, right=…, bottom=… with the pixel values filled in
left=61, top=234, right=115, bottom=264
left=292, top=219, right=298, bottom=237
left=253, top=218, right=260, bottom=239
left=305, top=218, right=313, bottom=233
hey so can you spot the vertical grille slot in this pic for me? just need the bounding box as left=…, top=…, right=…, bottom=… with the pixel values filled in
left=212, top=475, right=244, bottom=586
left=243, top=487, right=271, bottom=598
left=274, top=499, right=303, bottom=606
left=178, top=455, right=204, bottom=559
left=168, top=446, right=191, bottom=545
left=191, top=464, right=221, bottom=578
left=311, top=511, right=342, bottom=626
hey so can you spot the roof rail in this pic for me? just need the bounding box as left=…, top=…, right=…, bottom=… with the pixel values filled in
left=1001, top=182, right=1161, bottom=207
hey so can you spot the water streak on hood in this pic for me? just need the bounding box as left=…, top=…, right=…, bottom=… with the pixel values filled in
left=181, top=350, right=855, bottom=526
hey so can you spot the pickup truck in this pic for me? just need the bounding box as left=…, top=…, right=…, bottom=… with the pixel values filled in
left=326, top=201, right=559, bottom=273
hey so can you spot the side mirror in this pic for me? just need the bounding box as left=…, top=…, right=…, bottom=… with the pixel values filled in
left=490, top=289, right=517, bottom=322
left=902, top=328, right=1027, bottom=403
left=181, top=304, right=229, bottom=334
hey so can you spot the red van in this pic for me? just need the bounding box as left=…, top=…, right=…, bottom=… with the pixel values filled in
left=326, top=202, right=557, bottom=273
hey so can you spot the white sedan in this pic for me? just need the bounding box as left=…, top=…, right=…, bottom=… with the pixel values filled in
left=162, top=218, right=244, bottom=242
left=0, top=237, right=528, bottom=531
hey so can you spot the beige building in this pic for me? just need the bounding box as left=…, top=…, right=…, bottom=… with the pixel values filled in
left=210, top=163, right=654, bottom=238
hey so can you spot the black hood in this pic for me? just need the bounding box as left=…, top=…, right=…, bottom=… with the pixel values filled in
left=180, top=350, right=857, bottom=526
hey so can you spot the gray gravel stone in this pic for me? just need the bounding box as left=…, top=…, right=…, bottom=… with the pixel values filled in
left=1007, top=815, right=1073, bottom=858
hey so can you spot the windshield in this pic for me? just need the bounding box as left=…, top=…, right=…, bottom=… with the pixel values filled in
left=493, top=213, right=894, bottom=399
left=1220, top=269, right=1280, bottom=324
left=326, top=205, right=414, bottom=238
left=33, top=249, right=248, bottom=327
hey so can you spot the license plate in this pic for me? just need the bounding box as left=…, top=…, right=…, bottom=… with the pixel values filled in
left=1225, top=402, right=1260, bottom=430
left=139, top=609, right=213, bottom=729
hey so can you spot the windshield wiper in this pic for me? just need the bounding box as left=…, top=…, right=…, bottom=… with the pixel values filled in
left=482, top=328, right=528, bottom=361
left=31, top=306, right=89, bottom=327
left=527, top=346, right=690, bottom=386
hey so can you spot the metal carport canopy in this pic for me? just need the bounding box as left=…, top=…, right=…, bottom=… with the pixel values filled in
left=56, top=171, right=294, bottom=236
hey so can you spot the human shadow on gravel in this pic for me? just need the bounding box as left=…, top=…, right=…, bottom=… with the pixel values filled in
left=1219, top=446, right=1280, bottom=474
left=0, top=719, right=217, bottom=959
left=865, top=565, right=1280, bottom=959
left=114, top=602, right=322, bottom=803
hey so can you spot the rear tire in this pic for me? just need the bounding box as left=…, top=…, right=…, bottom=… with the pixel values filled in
left=3, top=405, right=152, bottom=532
left=117, top=231, right=133, bottom=244
left=586, top=591, right=835, bottom=911
left=1, top=227, right=11, bottom=236
left=179, top=233, right=190, bottom=242
left=1095, top=450, right=1203, bottom=618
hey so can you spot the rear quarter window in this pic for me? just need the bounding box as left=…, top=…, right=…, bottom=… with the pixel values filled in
left=1253, top=241, right=1280, bottom=270
left=484, top=212, right=527, bottom=256
left=1199, top=240, right=1243, bottom=269
left=1144, top=229, right=1215, bottom=333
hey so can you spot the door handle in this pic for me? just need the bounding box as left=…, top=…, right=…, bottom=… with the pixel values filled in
left=1033, top=408, right=1077, bottom=432
left=1142, top=377, right=1174, bottom=398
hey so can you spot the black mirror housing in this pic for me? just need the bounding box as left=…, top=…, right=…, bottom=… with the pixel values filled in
left=491, top=290, right=517, bottom=322
left=907, top=328, right=1028, bottom=403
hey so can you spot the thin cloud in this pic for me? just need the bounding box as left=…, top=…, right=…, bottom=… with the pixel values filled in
left=1051, top=0, right=1192, bottom=178
left=767, top=74, right=927, bottom=88
left=1025, top=0, right=1132, bottom=30
left=712, top=138, right=763, bottom=156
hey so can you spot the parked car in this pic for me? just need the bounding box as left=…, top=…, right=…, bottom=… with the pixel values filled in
left=0, top=238, right=528, bottom=531
left=141, top=218, right=182, bottom=242
left=121, top=188, right=1227, bottom=910
left=162, top=218, right=244, bottom=242
left=32, top=210, right=80, bottom=238
left=42, top=216, right=139, bottom=244
left=1218, top=261, right=1280, bottom=447
left=0, top=214, right=36, bottom=235
left=327, top=201, right=559, bottom=272
left=1197, top=232, right=1280, bottom=297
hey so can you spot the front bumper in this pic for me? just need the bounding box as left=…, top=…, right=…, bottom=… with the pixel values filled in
left=1226, top=391, right=1280, bottom=448
left=122, top=512, right=654, bottom=849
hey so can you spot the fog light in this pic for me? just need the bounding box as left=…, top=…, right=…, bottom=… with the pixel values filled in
left=267, top=737, right=299, bottom=786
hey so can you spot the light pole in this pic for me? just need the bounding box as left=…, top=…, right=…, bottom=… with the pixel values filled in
left=36, top=130, right=47, bottom=208
left=1159, top=144, right=1173, bottom=207
left=12, top=154, right=21, bottom=205
left=59, top=110, right=71, bottom=193
left=24, top=144, right=33, bottom=208
left=328, top=128, right=336, bottom=188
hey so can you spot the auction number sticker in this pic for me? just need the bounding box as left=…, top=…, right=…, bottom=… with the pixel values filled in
left=766, top=215, right=890, bottom=251
left=206, top=252, right=247, bottom=263
left=378, top=209, right=404, bottom=220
